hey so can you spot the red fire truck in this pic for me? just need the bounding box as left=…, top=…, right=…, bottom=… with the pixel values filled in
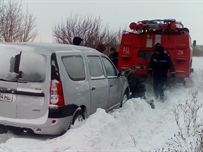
left=118, top=19, right=193, bottom=86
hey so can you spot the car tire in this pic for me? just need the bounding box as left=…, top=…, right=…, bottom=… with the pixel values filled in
left=0, top=128, right=7, bottom=134
left=120, top=91, right=129, bottom=108
left=69, top=109, right=85, bottom=129
left=12, top=128, right=24, bottom=135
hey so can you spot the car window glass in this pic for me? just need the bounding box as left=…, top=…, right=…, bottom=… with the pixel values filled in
left=87, top=56, right=104, bottom=79
left=19, top=52, right=47, bottom=82
left=102, top=57, right=117, bottom=77
left=62, top=56, right=85, bottom=81
left=0, top=49, right=21, bottom=80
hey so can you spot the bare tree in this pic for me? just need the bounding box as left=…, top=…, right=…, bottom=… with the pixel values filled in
left=53, top=14, right=122, bottom=52
left=0, top=0, right=37, bottom=42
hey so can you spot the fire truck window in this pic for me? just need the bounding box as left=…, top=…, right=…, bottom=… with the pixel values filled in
left=102, top=57, right=117, bottom=77
left=138, top=50, right=153, bottom=59
left=138, top=51, right=145, bottom=58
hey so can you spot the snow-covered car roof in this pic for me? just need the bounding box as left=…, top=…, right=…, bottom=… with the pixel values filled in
left=2, top=42, right=100, bottom=55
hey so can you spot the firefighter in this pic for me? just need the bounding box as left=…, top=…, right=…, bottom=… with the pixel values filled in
left=108, top=47, right=118, bottom=68
left=148, top=44, right=175, bottom=102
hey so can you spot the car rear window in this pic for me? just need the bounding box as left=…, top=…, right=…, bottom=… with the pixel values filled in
left=19, top=52, right=47, bottom=82
left=0, top=49, right=46, bottom=82
left=0, top=49, right=21, bottom=81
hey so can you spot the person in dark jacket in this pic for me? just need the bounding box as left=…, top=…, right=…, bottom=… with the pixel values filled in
left=124, top=68, right=155, bottom=109
left=73, top=37, right=83, bottom=45
left=124, top=69, right=146, bottom=99
left=108, top=47, right=118, bottom=68
left=148, top=44, right=175, bottom=102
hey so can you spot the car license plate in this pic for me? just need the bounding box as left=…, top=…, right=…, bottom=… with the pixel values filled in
left=0, top=93, right=13, bottom=102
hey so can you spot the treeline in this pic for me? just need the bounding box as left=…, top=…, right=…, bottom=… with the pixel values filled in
left=53, top=14, right=123, bottom=54
left=0, top=0, right=37, bottom=42
left=2, top=0, right=202, bottom=57
left=0, top=0, right=122, bottom=55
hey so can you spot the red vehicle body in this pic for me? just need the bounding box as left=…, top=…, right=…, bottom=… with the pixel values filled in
left=118, top=19, right=193, bottom=84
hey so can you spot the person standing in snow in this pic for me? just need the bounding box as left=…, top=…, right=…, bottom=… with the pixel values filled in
left=73, top=37, right=83, bottom=45
left=108, top=47, right=118, bottom=68
left=148, top=44, right=175, bottom=102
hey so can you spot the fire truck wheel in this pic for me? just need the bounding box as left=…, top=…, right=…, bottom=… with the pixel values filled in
left=183, top=78, right=189, bottom=88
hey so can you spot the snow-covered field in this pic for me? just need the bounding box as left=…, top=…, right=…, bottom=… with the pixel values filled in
left=0, top=57, right=203, bottom=152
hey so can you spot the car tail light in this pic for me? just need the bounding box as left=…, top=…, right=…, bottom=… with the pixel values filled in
left=50, top=80, right=64, bottom=106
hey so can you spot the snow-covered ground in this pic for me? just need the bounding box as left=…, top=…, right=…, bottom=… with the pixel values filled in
left=0, top=57, right=203, bottom=151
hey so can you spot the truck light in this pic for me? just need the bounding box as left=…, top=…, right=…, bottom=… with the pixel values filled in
left=138, top=23, right=145, bottom=29
left=161, top=23, right=168, bottom=30
left=129, top=22, right=137, bottom=30
left=170, top=22, right=176, bottom=30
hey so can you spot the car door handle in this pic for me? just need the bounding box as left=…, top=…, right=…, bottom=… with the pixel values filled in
left=110, top=84, right=113, bottom=87
left=92, top=87, right=96, bottom=90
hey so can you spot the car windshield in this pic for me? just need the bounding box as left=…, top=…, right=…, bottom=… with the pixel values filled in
left=0, top=47, right=46, bottom=83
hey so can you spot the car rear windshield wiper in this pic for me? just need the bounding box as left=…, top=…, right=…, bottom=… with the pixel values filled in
left=0, top=78, right=27, bottom=83
left=0, top=78, right=18, bottom=82
left=17, top=79, right=27, bottom=83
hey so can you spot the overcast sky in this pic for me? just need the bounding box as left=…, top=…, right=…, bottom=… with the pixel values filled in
left=22, top=0, right=203, bottom=45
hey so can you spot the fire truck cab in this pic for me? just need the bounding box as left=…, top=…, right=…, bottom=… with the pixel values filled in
left=118, top=19, right=193, bottom=86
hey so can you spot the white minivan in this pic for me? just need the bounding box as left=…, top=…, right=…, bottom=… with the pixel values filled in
left=0, top=43, right=129, bottom=135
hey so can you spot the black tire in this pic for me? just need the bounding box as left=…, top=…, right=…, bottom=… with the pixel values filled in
left=66, top=109, right=85, bottom=132
left=12, top=128, right=24, bottom=135
left=0, top=128, right=7, bottom=134
left=71, top=109, right=85, bottom=126
left=120, top=91, right=129, bottom=108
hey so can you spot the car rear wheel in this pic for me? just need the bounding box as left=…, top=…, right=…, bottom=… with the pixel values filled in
left=70, top=109, right=85, bottom=129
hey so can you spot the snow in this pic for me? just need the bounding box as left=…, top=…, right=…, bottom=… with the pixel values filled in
left=0, top=57, right=203, bottom=151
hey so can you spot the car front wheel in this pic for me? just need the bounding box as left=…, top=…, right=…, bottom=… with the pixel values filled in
left=120, top=91, right=129, bottom=107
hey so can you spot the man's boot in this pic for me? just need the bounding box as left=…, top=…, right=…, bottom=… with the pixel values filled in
left=146, top=99, right=155, bottom=109
left=149, top=100, right=155, bottom=109
left=160, top=96, right=165, bottom=102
